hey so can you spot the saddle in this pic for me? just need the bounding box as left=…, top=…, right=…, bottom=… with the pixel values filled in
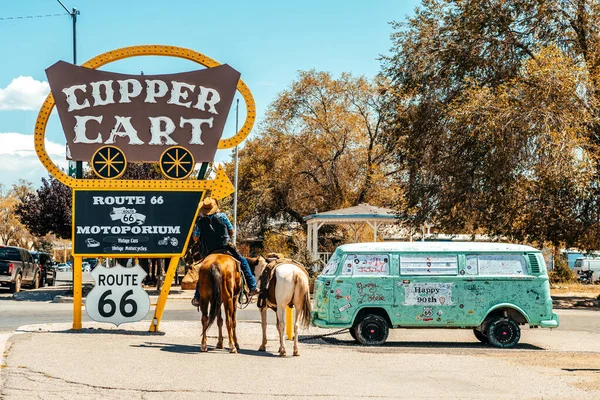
left=257, top=258, right=308, bottom=310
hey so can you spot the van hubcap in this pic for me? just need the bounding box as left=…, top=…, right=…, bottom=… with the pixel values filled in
left=361, top=322, right=383, bottom=342
left=493, top=322, right=516, bottom=344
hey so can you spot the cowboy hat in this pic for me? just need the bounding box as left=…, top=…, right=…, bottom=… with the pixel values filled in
left=199, top=197, right=219, bottom=216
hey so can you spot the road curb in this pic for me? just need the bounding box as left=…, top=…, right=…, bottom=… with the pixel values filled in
left=52, top=292, right=194, bottom=303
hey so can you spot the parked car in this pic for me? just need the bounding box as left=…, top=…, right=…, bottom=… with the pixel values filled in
left=0, top=246, right=42, bottom=293
left=82, top=262, right=91, bottom=272
left=56, top=263, right=71, bottom=272
left=30, top=251, right=56, bottom=287
left=574, top=257, right=600, bottom=284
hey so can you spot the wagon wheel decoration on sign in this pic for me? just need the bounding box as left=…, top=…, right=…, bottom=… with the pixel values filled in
left=91, top=145, right=127, bottom=179
left=160, top=146, right=195, bottom=180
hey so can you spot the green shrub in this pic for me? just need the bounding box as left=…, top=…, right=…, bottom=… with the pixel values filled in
left=549, top=254, right=576, bottom=284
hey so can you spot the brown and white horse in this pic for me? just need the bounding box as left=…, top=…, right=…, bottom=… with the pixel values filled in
left=195, top=253, right=242, bottom=353
left=248, top=255, right=312, bottom=356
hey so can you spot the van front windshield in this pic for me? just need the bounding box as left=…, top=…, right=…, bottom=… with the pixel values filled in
left=322, top=251, right=341, bottom=276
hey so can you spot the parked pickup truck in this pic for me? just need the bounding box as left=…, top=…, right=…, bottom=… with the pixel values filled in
left=0, top=246, right=41, bottom=293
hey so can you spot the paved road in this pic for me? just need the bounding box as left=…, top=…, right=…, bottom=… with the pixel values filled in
left=0, top=284, right=276, bottom=332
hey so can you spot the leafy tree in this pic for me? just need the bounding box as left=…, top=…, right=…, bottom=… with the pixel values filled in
left=16, top=176, right=72, bottom=240
left=229, top=70, right=401, bottom=238
left=383, top=0, right=600, bottom=249
left=32, top=235, right=55, bottom=253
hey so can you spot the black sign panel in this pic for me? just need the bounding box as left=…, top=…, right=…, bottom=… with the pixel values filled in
left=73, top=190, right=203, bottom=255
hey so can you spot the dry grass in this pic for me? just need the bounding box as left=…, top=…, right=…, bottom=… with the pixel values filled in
left=551, top=283, right=600, bottom=298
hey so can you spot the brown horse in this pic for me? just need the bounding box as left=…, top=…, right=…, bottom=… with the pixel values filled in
left=248, top=255, right=312, bottom=356
left=195, top=253, right=242, bottom=353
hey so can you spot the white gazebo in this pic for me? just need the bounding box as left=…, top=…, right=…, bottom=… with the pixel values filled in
left=304, top=203, right=398, bottom=263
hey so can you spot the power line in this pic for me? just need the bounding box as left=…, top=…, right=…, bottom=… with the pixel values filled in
left=0, top=12, right=67, bottom=21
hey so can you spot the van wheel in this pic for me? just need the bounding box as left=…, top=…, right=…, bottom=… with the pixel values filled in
left=473, top=328, right=488, bottom=344
left=355, top=314, right=389, bottom=346
left=10, top=274, right=22, bottom=293
left=349, top=327, right=359, bottom=343
left=487, top=317, right=520, bottom=348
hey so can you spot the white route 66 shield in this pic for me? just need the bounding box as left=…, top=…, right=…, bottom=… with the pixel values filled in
left=85, top=263, right=150, bottom=326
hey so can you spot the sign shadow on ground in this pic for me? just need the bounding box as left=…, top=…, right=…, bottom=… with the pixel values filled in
left=38, top=328, right=166, bottom=336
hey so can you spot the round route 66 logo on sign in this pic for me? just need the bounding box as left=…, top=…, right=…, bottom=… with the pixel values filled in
left=85, top=263, right=150, bottom=326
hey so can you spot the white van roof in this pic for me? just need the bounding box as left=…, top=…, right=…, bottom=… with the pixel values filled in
left=337, top=241, right=540, bottom=253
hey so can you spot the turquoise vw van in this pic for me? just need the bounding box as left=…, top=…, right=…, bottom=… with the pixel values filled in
left=312, top=242, right=559, bottom=348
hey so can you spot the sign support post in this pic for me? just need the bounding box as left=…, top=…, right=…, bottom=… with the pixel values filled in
left=286, top=306, right=293, bottom=339
left=149, top=256, right=180, bottom=332
left=73, top=256, right=83, bottom=330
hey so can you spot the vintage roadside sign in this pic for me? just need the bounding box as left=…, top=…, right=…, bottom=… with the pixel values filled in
left=46, top=61, right=240, bottom=163
left=68, top=185, right=206, bottom=259
left=86, top=263, right=150, bottom=326
left=34, top=45, right=256, bottom=331
left=73, top=190, right=203, bottom=255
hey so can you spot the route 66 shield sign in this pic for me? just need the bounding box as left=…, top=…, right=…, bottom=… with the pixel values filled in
left=85, top=263, right=150, bottom=326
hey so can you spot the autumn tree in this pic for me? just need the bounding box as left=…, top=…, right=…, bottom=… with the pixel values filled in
left=0, top=181, right=34, bottom=247
left=229, top=70, right=401, bottom=238
left=383, top=0, right=600, bottom=250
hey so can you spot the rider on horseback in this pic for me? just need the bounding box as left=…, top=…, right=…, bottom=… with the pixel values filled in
left=191, top=197, right=258, bottom=307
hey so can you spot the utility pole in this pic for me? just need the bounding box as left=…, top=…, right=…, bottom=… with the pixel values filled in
left=56, top=1, right=82, bottom=178
left=57, top=1, right=80, bottom=294
left=233, top=99, right=240, bottom=246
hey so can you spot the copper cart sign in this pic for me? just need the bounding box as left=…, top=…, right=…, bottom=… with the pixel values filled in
left=34, top=45, right=256, bottom=331
left=46, top=61, right=240, bottom=163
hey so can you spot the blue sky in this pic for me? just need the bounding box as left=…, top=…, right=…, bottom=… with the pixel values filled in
left=0, top=0, right=419, bottom=188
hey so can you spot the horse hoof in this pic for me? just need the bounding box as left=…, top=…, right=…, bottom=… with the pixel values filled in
left=216, top=343, right=224, bottom=349
left=230, top=348, right=238, bottom=354
left=258, top=345, right=266, bottom=352
left=293, top=351, right=300, bottom=356
left=201, top=345, right=208, bottom=352
left=279, top=351, right=286, bottom=357
left=235, top=343, right=240, bottom=350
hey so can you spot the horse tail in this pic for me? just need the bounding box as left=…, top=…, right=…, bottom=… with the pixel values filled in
left=296, top=272, right=312, bottom=330
left=207, top=263, right=222, bottom=329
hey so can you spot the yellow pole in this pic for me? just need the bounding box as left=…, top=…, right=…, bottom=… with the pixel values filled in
left=73, top=256, right=82, bottom=330
left=149, top=257, right=178, bottom=332
left=286, top=306, right=293, bottom=340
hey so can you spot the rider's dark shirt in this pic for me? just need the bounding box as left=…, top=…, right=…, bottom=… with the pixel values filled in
left=195, top=212, right=232, bottom=258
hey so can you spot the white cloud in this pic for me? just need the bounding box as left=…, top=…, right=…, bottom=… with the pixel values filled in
left=0, top=76, right=50, bottom=111
left=0, top=132, right=68, bottom=188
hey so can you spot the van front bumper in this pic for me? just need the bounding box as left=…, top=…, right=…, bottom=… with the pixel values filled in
left=539, top=313, right=559, bottom=328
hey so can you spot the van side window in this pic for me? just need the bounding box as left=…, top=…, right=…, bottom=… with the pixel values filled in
left=465, top=255, right=479, bottom=275
left=468, top=254, right=527, bottom=275
left=400, top=255, right=458, bottom=275
left=342, top=254, right=389, bottom=276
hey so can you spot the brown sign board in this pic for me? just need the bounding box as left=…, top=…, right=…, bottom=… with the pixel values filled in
left=46, top=61, right=240, bottom=162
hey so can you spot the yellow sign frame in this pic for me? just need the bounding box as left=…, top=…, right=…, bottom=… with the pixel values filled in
left=34, top=45, right=255, bottom=332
